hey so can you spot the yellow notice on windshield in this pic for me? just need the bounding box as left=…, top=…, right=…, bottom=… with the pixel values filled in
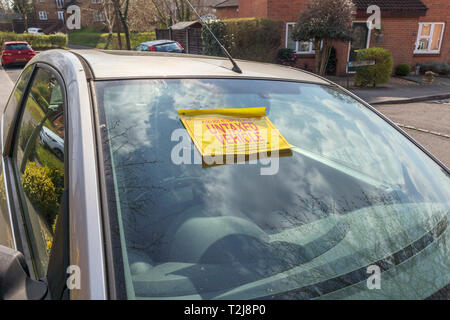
left=178, top=107, right=294, bottom=157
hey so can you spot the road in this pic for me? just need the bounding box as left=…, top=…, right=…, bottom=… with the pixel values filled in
left=0, top=65, right=449, bottom=168
left=375, top=101, right=450, bottom=168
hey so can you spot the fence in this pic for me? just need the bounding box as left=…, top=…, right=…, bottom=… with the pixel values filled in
left=155, top=27, right=203, bottom=55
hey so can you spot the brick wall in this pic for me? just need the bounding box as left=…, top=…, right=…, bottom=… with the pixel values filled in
left=32, top=0, right=105, bottom=31
left=239, top=0, right=269, bottom=17
left=216, top=7, right=239, bottom=19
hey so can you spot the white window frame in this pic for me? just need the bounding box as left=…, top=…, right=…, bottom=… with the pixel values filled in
left=56, top=0, right=64, bottom=9
left=92, top=0, right=103, bottom=3
left=39, top=11, right=48, bottom=21
left=414, top=22, right=445, bottom=54
left=285, top=22, right=315, bottom=54
left=57, top=11, right=64, bottom=21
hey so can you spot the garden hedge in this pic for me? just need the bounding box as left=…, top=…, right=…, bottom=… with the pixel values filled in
left=0, top=32, right=67, bottom=50
left=355, top=47, right=393, bottom=87
left=202, top=18, right=284, bottom=63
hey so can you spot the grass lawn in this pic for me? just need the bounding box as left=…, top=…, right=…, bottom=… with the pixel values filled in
left=35, top=144, right=64, bottom=172
left=67, top=28, right=102, bottom=47
left=68, top=28, right=155, bottom=49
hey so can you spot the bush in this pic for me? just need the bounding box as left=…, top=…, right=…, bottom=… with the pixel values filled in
left=22, top=162, right=57, bottom=221
left=202, top=20, right=229, bottom=57
left=419, top=61, right=450, bottom=75
left=0, top=32, right=67, bottom=49
left=275, top=48, right=297, bottom=67
left=355, top=48, right=393, bottom=87
left=203, top=18, right=284, bottom=63
left=395, top=64, right=411, bottom=76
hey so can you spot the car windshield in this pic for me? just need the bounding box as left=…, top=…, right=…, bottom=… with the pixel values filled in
left=5, top=43, right=30, bottom=50
left=155, top=42, right=182, bottom=52
left=95, top=79, right=450, bottom=300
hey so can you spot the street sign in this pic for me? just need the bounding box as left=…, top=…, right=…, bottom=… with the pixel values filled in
left=348, top=60, right=376, bottom=68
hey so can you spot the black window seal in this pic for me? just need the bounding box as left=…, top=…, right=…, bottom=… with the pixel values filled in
left=90, top=79, right=127, bottom=300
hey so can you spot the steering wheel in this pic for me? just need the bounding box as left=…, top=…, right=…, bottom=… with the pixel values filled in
left=131, top=176, right=207, bottom=215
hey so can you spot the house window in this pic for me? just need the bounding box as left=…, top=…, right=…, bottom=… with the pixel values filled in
left=58, top=11, right=65, bottom=21
left=94, top=11, right=105, bottom=22
left=92, top=0, right=103, bottom=3
left=56, top=0, right=64, bottom=9
left=39, top=11, right=48, bottom=20
left=286, top=23, right=315, bottom=54
left=415, top=22, right=445, bottom=54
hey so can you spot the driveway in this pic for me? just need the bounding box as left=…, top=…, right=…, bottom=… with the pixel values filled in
left=375, top=100, right=450, bottom=168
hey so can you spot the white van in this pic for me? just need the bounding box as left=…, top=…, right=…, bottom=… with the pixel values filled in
left=25, top=27, right=44, bottom=35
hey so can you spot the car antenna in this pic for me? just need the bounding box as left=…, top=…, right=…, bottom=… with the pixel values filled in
left=183, top=0, right=242, bottom=74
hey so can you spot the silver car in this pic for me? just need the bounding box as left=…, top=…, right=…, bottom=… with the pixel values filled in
left=0, top=49, right=449, bottom=300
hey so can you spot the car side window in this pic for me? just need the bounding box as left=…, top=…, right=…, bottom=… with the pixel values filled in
left=13, top=68, right=65, bottom=278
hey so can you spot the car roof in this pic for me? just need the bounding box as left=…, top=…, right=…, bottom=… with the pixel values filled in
left=61, top=49, right=330, bottom=84
left=139, top=40, right=176, bottom=46
left=4, top=41, right=29, bottom=44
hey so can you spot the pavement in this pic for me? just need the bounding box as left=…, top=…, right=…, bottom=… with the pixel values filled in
left=0, top=65, right=16, bottom=111
left=327, top=75, right=450, bottom=105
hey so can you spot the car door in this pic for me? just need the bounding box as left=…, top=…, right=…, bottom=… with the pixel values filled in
left=2, top=64, right=69, bottom=299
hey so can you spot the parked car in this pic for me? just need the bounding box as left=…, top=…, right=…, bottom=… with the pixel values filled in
left=1, top=41, right=36, bottom=68
left=0, top=49, right=449, bottom=300
left=25, top=27, right=44, bottom=35
left=135, top=40, right=185, bottom=53
left=40, top=126, right=64, bottom=160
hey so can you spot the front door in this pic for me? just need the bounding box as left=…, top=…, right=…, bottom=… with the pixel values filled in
left=347, top=22, right=370, bottom=73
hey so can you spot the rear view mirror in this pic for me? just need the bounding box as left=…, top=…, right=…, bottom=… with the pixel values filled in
left=0, top=245, right=48, bottom=300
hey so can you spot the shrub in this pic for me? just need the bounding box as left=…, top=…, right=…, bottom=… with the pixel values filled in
left=203, top=18, right=284, bottom=63
left=22, top=162, right=57, bottom=220
left=22, top=162, right=64, bottom=225
left=202, top=20, right=229, bottom=57
left=355, top=47, right=393, bottom=87
left=0, top=32, right=67, bottom=49
left=275, top=48, right=297, bottom=67
left=395, top=64, right=411, bottom=76
left=419, top=61, right=450, bottom=75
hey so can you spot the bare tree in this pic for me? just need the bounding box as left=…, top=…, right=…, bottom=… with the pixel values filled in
left=150, top=0, right=208, bottom=28
left=127, top=0, right=158, bottom=33
left=100, top=0, right=116, bottom=49
left=12, top=0, right=33, bottom=31
left=112, top=0, right=131, bottom=50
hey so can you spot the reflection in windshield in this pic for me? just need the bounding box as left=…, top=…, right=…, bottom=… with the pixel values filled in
left=96, top=79, right=450, bottom=299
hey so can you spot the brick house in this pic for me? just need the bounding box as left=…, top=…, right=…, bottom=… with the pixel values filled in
left=31, top=0, right=105, bottom=33
left=215, top=0, right=450, bottom=75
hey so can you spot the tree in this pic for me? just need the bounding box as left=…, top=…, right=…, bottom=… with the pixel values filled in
left=12, top=0, right=33, bottom=31
left=112, top=0, right=131, bottom=50
left=99, top=0, right=116, bottom=49
left=150, top=0, right=207, bottom=28
left=292, top=0, right=354, bottom=76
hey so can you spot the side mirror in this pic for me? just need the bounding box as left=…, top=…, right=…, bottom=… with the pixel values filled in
left=0, top=245, right=48, bottom=299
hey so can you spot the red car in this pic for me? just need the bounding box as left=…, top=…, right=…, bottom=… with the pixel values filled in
left=1, top=41, right=35, bottom=68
